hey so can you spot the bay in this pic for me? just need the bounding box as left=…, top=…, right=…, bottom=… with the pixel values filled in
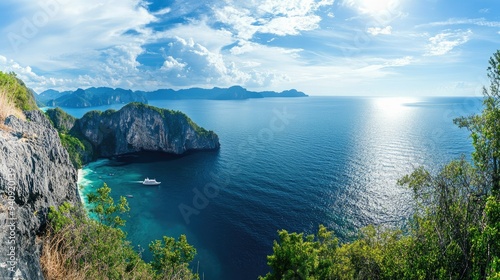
left=69, top=96, right=481, bottom=279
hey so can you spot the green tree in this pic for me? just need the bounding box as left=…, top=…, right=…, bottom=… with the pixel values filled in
left=44, top=199, right=155, bottom=279
left=45, top=107, right=95, bottom=168
left=259, top=225, right=340, bottom=280
left=451, top=50, right=500, bottom=278
left=398, top=158, right=484, bottom=277
left=87, top=183, right=130, bottom=227
left=455, top=50, right=500, bottom=195
left=149, top=235, right=199, bottom=280
left=470, top=195, right=500, bottom=279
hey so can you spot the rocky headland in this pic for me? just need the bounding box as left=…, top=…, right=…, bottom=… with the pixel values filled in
left=46, top=102, right=220, bottom=165
left=78, top=102, right=220, bottom=156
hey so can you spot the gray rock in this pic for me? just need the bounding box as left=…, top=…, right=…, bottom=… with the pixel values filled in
left=77, top=103, right=220, bottom=157
left=0, top=110, right=79, bottom=280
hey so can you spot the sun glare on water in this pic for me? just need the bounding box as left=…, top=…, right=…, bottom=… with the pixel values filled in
left=374, top=97, right=416, bottom=117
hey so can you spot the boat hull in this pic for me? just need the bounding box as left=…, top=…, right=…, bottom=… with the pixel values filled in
left=142, top=182, right=161, bottom=186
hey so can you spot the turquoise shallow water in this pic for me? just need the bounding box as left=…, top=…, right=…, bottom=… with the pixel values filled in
left=71, top=96, right=480, bottom=279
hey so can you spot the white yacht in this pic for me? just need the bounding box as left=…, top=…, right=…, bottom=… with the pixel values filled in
left=142, top=178, right=161, bottom=186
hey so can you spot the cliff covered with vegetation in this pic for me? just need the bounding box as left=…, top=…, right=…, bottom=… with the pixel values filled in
left=45, top=103, right=220, bottom=169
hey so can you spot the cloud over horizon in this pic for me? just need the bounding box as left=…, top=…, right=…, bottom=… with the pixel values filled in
left=0, top=0, right=499, bottom=96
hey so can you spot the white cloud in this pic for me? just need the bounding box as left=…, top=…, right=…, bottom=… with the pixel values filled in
left=0, top=0, right=155, bottom=71
left=214, top=0, right=334, bottom=40
left=0, top=55, right=75, bottom=92
left=155, top=19, right=233, bottom=52
left=260, top=15, right=322, bottom=36
left=387, top=56, right=412, bottom=67
left=367, top=26, right=392, bottom=36
left=356, top=56, right=413, bottom=73
left=161, top=56, right=186, bottom=70
left=0, top=0, right=484, bottom=97
left=153, top=7, right=171, bottom=16
left=155, top=35, right=301, bottom=88
left=341, top=0, right=403, bottom=23
left=418, top=18, right=500, bottom=28
left=0, top=0, right=347, bottom=94
left=229, top=41, right=257, bottom=55
left=425, top=29, right=472, bottom=56
left=256, top=0, right=334, bottom=17
left=214, top=6, right=259, bottom=40
left=159, top=36, right=230, bottom=84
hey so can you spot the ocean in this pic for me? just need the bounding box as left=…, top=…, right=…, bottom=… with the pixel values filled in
left=68, top=96, right=481, bottom=279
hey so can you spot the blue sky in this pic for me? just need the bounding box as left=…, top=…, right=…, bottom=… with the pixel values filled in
left=0, top=0, right=499, bottom=96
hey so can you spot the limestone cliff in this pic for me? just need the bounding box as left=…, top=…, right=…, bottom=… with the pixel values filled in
left=0, top=111, right=79, bottom=280
left=76, top=102, right=220, bottom=157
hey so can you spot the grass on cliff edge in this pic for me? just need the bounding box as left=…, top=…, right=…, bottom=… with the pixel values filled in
left=0, top=71, right=38, bottom=127
left=0, top=71, right=37, bottom=111
left=0, top=89, right=25, bottom=124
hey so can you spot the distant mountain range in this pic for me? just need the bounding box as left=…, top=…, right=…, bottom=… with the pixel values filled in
left=36, top=86, right=308, bottom=107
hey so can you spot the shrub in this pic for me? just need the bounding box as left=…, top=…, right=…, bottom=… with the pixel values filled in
left=41, top=184, right=199, bottom=280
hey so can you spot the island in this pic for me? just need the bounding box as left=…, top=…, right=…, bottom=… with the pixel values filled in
left=45, top=103, right=220, bottom=168
left=36, top=85, right=308, bottom=107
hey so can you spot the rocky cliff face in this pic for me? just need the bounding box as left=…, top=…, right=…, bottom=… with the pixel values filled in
left=0, top=111, right=79, bottom=280
left=77, top=103, right=220, bottom=157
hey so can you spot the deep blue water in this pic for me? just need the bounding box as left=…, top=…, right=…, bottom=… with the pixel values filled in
left=69, top=97, right=481, bottom=280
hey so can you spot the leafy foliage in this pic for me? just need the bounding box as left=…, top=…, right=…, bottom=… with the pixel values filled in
left=42, top=184, right=199, bottom=280
left=86, top=183, right=130, bottom=227
left=45, top=107, right=77, bottom=133
left=259, top=225, right=340, bottom=280
left=43, top=197, right=153, bottom=279
left=454, top=50, right=500, bottom=195
left=58, top=132, right=89, bottom=169
left=45, top=107, right=94, bottom=168
left=149, top=235, right=198, bottom=280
